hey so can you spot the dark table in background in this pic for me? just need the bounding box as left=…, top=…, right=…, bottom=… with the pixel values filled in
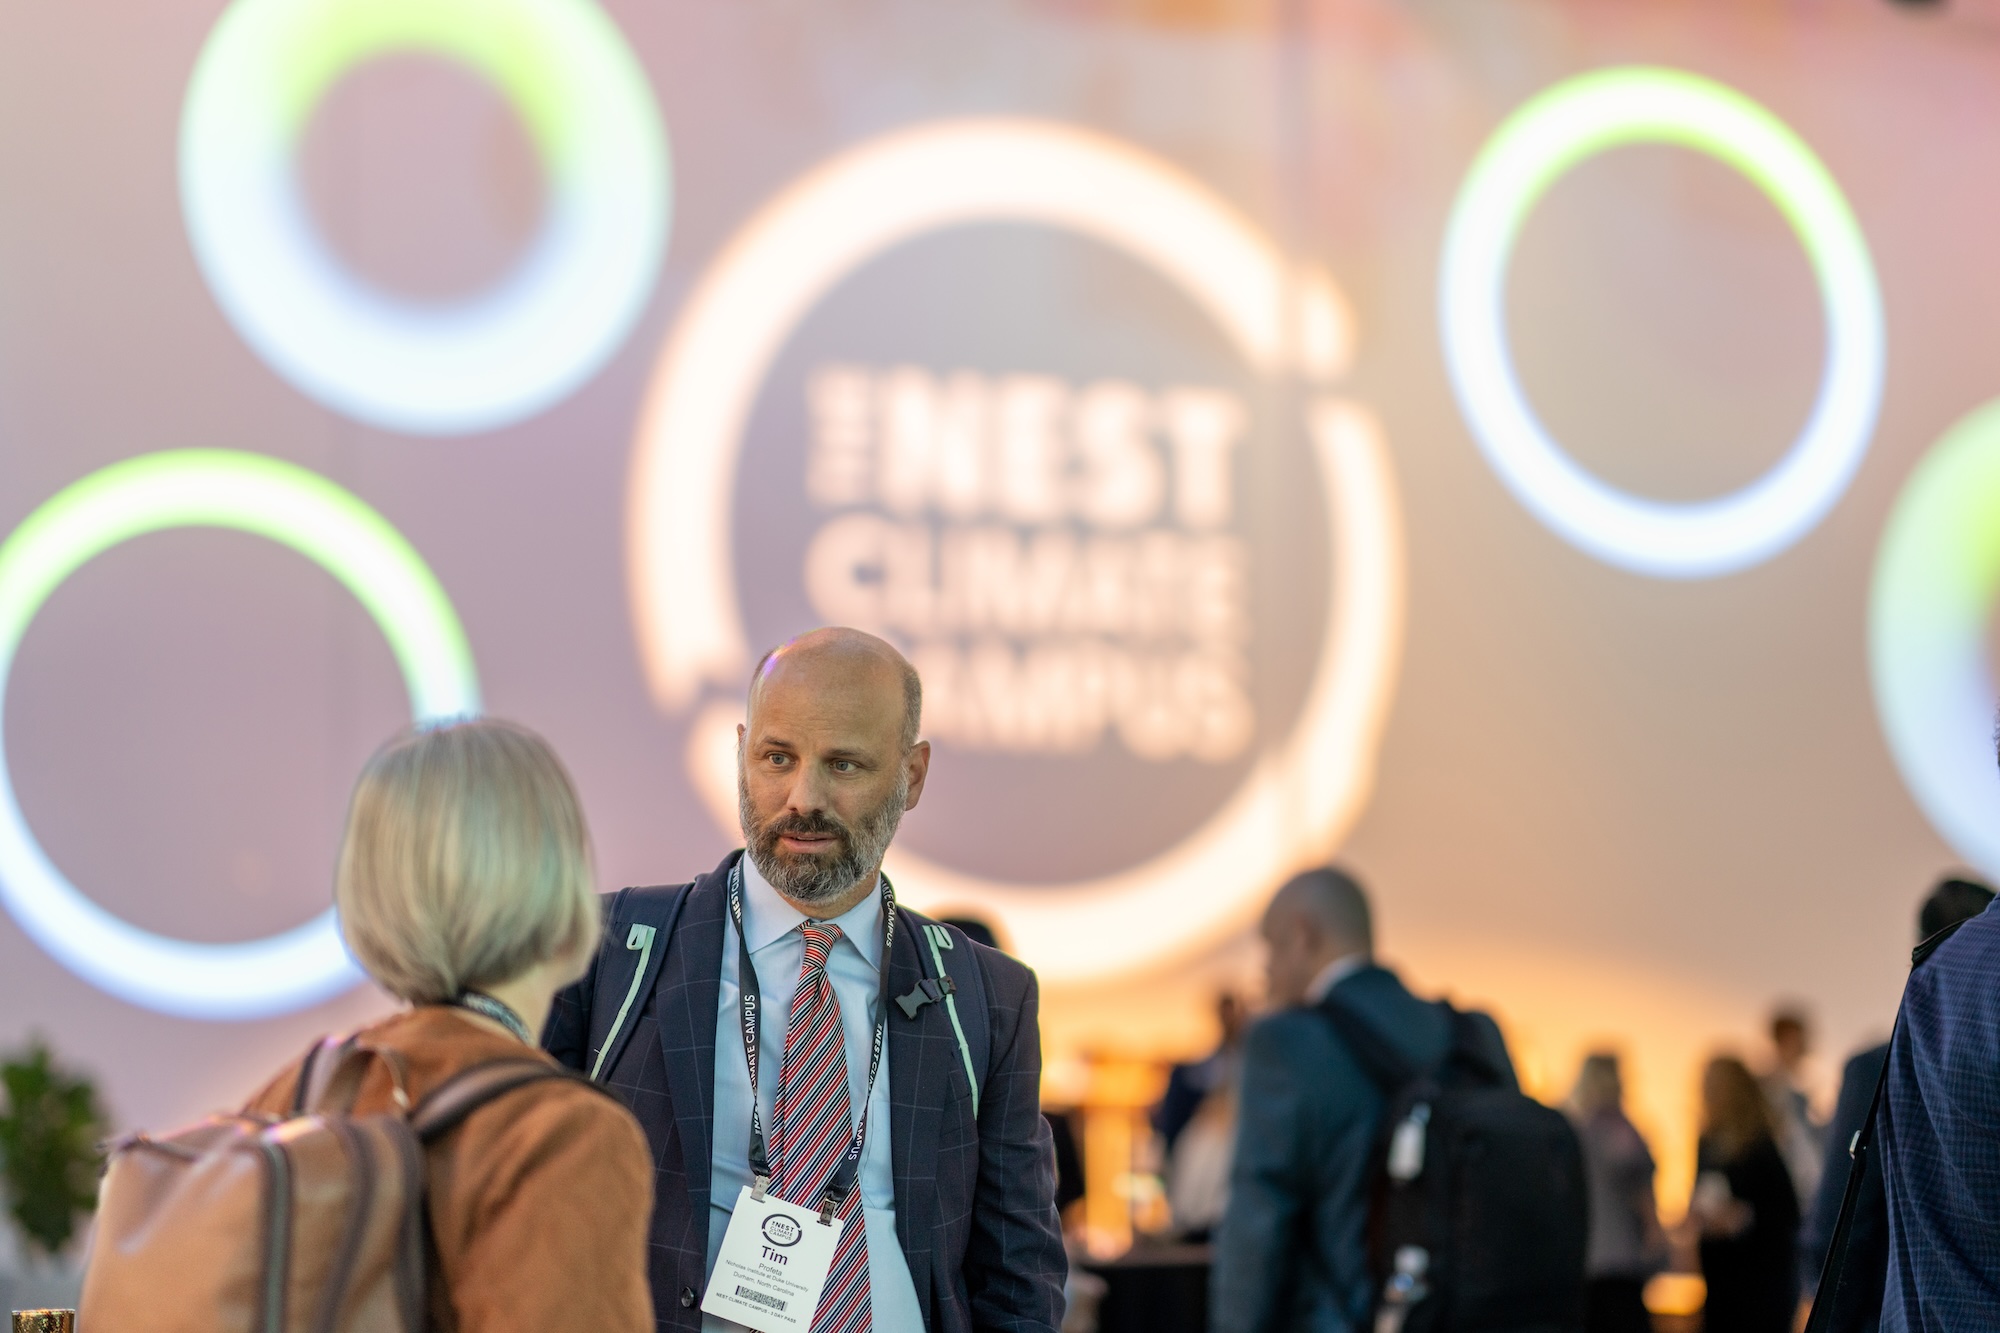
left=1083, top=1243, right=1211, bottom=1333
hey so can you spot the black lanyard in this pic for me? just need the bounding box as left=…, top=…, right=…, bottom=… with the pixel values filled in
left=729, top=859, right=896, bottom=1220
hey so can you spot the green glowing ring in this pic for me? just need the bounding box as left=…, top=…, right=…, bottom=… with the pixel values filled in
left=1871, top=400, right=2000, bottom=884
left=1440, top=66, right=1883, bottom=577
left=0, top=451, right=480, bottom=1017
left=180, top=0, right=670, bottom=435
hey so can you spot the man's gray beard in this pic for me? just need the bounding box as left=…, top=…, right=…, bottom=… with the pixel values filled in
left=738, top=769, right=908, bottom=905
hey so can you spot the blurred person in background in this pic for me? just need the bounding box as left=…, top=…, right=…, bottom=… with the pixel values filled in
left=1688, top=1055, right=1800, bottom=1333
left=1155, top=991, right=1248, bottom=1240
left=1875, top=868, right=2000, bottom=1330
left=1163, top=1072, right=1235, bottom=1241
left=247, top=719, right=655, bottom=1331
left=1211, top=867, right=1514, bottom=1333
left=1566, top=1052, right=1667, bottom=1333
left=1800, top=875, right=1992, bottom=1330
left=1762, top=1006, right=1827, bottom=1210
left=1154, top=992, right=1248, bottom=1153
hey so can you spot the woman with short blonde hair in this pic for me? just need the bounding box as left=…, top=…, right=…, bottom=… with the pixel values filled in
left=336, top=717, right=601, bottom=1011
left=246, top=718, right=652, bottom=1332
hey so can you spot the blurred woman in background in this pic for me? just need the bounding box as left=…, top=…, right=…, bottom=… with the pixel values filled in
left=1567, top=1051, right=1667, bottom=1333
left=245, top=719, right=654, bottom=1332
left=1689, top=1055, right=1800, bottom=1333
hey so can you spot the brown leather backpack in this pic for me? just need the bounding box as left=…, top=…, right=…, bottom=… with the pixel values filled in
left=79, top=1036, right=598, bottom=1332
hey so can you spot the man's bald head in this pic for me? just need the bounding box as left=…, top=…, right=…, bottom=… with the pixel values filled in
left=750, top=627, right=922, bottom=749
left=1260, top=866, right=1374, bottom=1007
left=1269, top=867, right=1373, bottom=955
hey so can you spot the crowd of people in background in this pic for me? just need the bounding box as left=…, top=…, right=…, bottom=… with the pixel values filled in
left=1128, top=871, right=1999, bottom=1333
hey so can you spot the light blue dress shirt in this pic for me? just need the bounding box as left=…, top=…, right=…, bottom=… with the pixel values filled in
left=704, top=855, right=924, bottom=1331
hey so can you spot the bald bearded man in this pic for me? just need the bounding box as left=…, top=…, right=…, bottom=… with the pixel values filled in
left=546, top=629, right=1066, bottom=1333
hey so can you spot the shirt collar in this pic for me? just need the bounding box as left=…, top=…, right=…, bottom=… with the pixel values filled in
left=738, top=850, right=886, bottom=967
left=1304, top=951, right=1368, bottom=1005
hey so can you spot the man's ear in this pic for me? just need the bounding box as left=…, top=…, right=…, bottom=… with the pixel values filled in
left=903, top=740, right=932, bottom=810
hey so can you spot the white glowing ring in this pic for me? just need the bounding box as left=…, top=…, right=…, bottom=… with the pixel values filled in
left=1440, top=67, right=1883, bottom=578
left=180, top=0, right=670, bottom=435
left=628, top=119, right=1402, bottom=983
left=0, top=451, right=481, bottom=1018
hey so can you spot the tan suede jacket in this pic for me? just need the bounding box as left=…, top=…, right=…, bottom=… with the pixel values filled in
left=248, top=1006, right=654, bottom=1333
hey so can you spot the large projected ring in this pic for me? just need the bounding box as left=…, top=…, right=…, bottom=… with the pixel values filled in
left=1871, top=401, right=2000, bottom=883
left=630, top=119, right=1402, bottom=982
left=0, top=451, right=480, bottom=1018
left=1440, top=67, right=1883, bottom=578
left=180, top=0, right=670, bottom=436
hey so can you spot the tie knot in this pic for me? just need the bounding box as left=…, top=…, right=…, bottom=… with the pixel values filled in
left=799, top=921, right=842, bottom=969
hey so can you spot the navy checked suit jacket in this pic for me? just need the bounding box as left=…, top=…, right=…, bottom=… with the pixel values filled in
left=1880, top=900, right=2000, bottom=1333
left=544, top=851, right=1067, bottom=1333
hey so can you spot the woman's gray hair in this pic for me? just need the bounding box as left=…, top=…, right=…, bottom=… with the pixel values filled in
left=335, top=718, right=601, bottom=1005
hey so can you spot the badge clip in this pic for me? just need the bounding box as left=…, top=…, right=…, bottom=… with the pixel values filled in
left=894, top=975, right=956, bottom=1019
left=752, top=1173, right=769, bottom=1202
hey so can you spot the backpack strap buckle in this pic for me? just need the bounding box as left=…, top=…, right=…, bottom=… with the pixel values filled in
left=894, top=976, right=955, bottom=1019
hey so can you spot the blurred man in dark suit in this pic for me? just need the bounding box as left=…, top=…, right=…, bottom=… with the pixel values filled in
left=1210, top=868, right=1513, bottom=1333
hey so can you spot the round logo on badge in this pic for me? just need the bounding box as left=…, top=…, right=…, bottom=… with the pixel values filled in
left=761, top=1215, right=803, bottom=1248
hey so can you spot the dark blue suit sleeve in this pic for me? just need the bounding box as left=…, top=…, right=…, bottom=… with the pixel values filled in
left=542, top=964, right=595, bottom=1072
left=542, top=895, right=618, bottom=1070
left=1213, top=1017, right=1311, bottom=1333
left=965, top=962, right=1067, bottom=1333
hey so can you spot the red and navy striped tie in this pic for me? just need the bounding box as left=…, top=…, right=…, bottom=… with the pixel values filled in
left=773, top=922, right=871, bottom=1333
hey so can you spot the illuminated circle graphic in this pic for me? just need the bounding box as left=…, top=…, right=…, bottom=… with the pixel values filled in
left=1439, top=67, right=1883, bottom=578
left=180, top=0, right=670, bottom=436
left=0, top=451, right=481, bottom=1018
left=1870, top=400, right=2000, bottom=884
left=628, top=118, right=1403, bottom=983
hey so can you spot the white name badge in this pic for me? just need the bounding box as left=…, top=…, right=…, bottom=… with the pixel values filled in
left=701, top=1186, right=845, bottom=1333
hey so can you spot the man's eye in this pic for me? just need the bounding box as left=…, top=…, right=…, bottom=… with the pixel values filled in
left=832, top=761, right=855, bottom=773
left=767, top=753, right=790, bottom=767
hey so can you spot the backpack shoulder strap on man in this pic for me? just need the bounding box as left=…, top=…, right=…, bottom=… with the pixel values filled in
left=926, top=920, right=989, bottom=1115
left=1317, top=991, right=1423, bottom=1097
left=1805, top=917, right=1971, bottom=1333
left=892, top=912, right=991, bottom=1117
left=585, top=883, right=692, bottom=1082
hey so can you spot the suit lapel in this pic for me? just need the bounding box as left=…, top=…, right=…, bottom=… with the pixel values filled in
left=656, top=851, right=735, bottom=1223
left=887, top=909, right=940, bottom=1302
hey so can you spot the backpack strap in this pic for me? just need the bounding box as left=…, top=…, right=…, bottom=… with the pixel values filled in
left=292, top=1034, right=387, bottom=1116
left=1440, top=1008, right=1511, bottom=1088
left=408, top=1058, right=614, bottom=1145
left=292, top=1034, right=359, bottom=1115
left=586, top=883, right=692, bottom=1082
left=1317, top=992, right=1422, bottom=1098
left=918, top=921, right=986, bottom=1116
left=1804, top=917, right=1972, bottom=1333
